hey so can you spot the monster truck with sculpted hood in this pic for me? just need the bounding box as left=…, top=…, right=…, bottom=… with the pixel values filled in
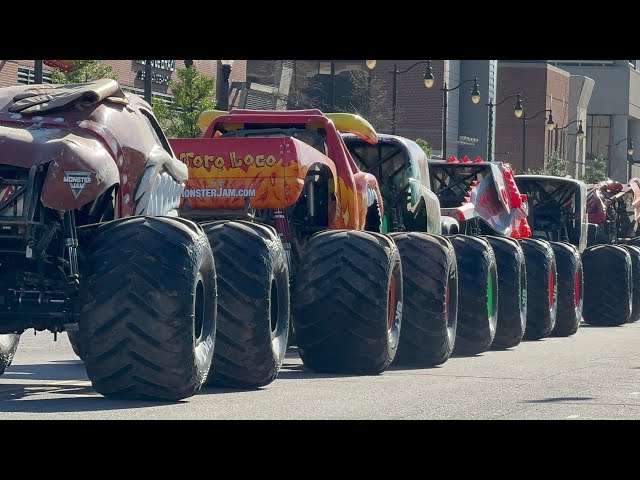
left=428, top=156, right=563, bottom=352
left=0, top=79, right=217, bottom=401
left=170, top=109, right=403, bottom=387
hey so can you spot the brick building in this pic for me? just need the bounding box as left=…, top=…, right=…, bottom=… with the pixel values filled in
left=495, top=61, right=593, bottom=176
left=0, top=60, right=247, bottom=107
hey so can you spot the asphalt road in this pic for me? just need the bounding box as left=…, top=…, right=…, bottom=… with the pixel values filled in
left=1, top=321, right=639, bottom=419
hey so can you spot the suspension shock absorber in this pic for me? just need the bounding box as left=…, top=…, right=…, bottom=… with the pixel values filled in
left=273, top=209, right=293, bottom=271
left=61, top=211, right=79, bottom=285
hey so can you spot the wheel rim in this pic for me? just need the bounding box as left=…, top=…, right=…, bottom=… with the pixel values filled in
left=270, top=279, right=279, bottom=334
left=445, top=281, right=450, bottom=326
left=519, top=263, right=527, bottom=329
left=486, top=272, right=495, bottom=319
left=549, top=268, right=556, bottom=312
left=387, top=275, right=397, bottom=332
left=446, top=269, right=458, bottom=344
left=387, top=270, right=401, bottom=350
left=269, top=272, right=289, bottom=361
left=194, top=278, right=205, bottom=342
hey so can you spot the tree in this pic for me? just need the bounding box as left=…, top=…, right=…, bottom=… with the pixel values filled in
left=51, top=60, right=117, bottom=84
left=279, top=66, right=391, bottom=133
left=580, top=154, right=608, bottom=184
left=152, top=66, right=216, bottom=138
left=525, top=150, right=568, bottom=177
left=415, top=138, right=431, bottom=157
left=336, top=70, right=391, bottom=133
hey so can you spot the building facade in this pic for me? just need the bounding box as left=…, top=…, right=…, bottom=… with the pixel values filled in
left=495, top=61, right=593, bottom=176
left=548, top=60, right=640, bottom=181
left=244, top=59, right=498, bottom=160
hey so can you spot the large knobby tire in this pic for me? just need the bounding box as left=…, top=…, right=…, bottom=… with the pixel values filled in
left=621, top=245, right=640, bottom=323
left=449, top=235, right=498, bottom=355
left=0, top=334, right=20, bottom=375
left=583, top=244, right=632, bottom=326
left=67, top=331, right=83, bottom=360
left=549, top=242, right=583, bottom=337
left=78, top=216, right=217, bottom=401
left=201, top=220, right=290, bottom=389
left=293, top=230, right=403, bottom=374
left=482, top=236, right=527, bottom=350
left=389, top=232, right=458, bottom=367
left=518, top=238, right=557, bottom=340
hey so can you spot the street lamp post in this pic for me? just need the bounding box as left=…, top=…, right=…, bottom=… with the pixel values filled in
left=555, top=119, right=585, bottom=177
left=217, top=60, right=234, bottom=111
left=441, top=77, right=481, bottom=160
left=330, top=60, right=336, bottom=111
left=144, top=60, right=153, bottom=104
left=486, top=93, right=522, bottom=162
left=606, top=136, right=634, bottom=179
left=366, top=60, right=434, bottom=135
left=520, top=105, right=555, bottom=172
left=34, top=60, right=43, bottom=84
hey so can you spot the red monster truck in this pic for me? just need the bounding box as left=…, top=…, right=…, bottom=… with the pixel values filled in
left=169, top=109, right=403, bottom=387
left=586, top=178, right=640, bottom=245
left=428, top=157, right=563, bottom=350
left=0, top=80, right=217, bottom=401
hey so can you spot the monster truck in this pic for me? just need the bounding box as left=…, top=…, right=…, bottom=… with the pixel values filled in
left=168, top=109, right=402, bottom=387
left=516, top=175, right=637, bottom=327
left=586, top=178, right=640, bottom=246
left=427, top=156, right=561, bottom=348
left=566, top=177, right=640, bottom=325
left=0, top=80, right=217, bottom=401
left=512, top=176, right=589, bottom=335
left=585, top=178, right=640, bottom=323
left=342, top=132, right=458, bottom=367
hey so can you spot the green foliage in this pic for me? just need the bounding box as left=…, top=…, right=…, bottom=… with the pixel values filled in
left=51, top=60, right=117, bottom=84
left=415, top=138, right=431, bottom=157
left=524, top=150, right=568, bottom=177
left=580, top=154, right=608, bottom=184
left=152, top=67, right=216, bottom=138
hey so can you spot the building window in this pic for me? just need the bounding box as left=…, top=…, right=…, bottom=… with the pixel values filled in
left=120, top=85, right=174, bottom=105
left=17, top=66, right=53, bottom=85
left=586, top=114, right=611, bottom=161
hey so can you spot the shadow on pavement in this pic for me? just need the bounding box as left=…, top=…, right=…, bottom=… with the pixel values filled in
left=580, top=324, right=627, bottom=329
left=0, top=362, right=186, bottom=412
left=522, top=396, right=594, bottom=403
left=2, top=361, right=86, bottom=381
left=273, top=347, right=389, bottom=380
left=0, top=383, right=177, bottom=412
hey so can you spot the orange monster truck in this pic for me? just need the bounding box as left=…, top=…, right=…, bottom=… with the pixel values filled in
left=0, top=80, right=217, bottom=401
left=169, top=109, right=403, bottom=388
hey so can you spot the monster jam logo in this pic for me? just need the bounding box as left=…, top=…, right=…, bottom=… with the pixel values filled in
left=63, top=171, right=92, bottom=199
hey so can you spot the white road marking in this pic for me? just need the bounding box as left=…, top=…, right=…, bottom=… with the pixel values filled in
left=565, top=414, right=580, bottom=419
